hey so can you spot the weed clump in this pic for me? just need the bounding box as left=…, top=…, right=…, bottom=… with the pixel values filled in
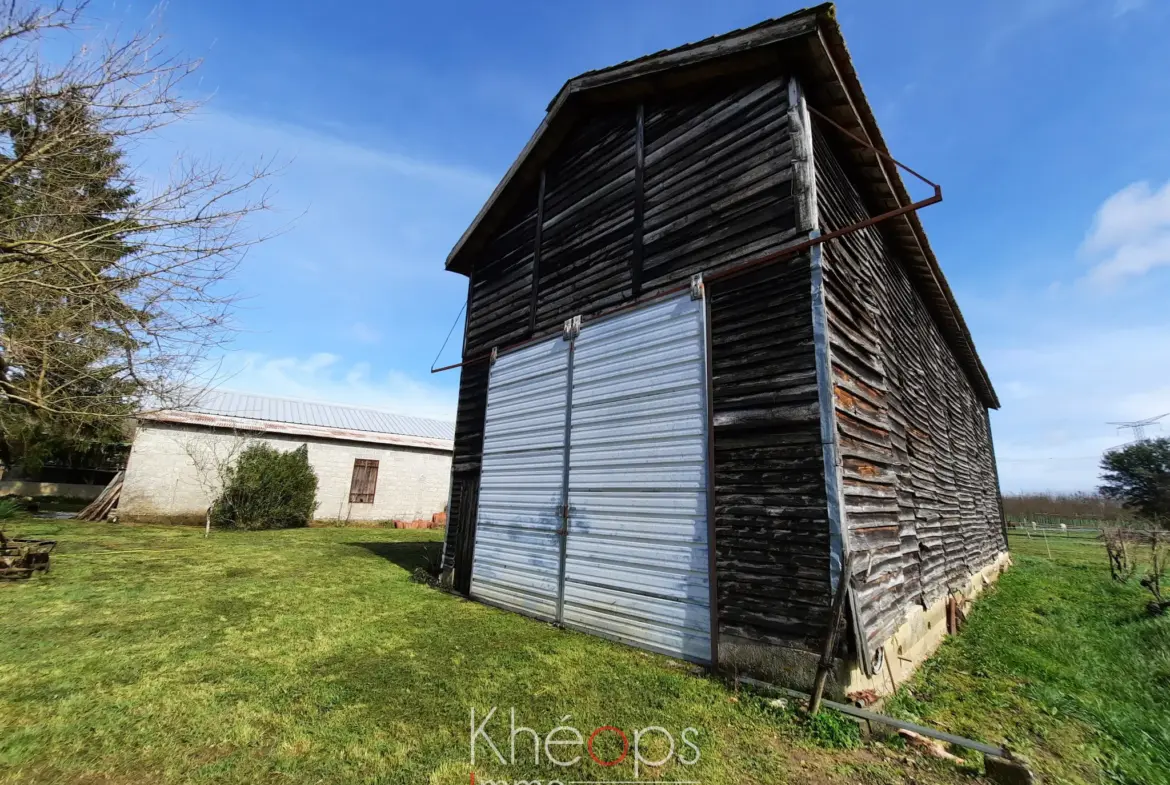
left=806, top=710, right=861, bottom=749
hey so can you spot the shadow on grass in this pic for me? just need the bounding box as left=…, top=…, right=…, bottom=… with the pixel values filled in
left=347, top=541, right=442, bottom=574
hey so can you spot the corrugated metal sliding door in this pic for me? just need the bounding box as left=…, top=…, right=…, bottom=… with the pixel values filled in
left=469, top=338, right=569, bottom=622
left=562, top=294, right=712, bottom=663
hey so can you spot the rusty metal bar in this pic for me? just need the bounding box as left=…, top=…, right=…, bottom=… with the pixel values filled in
left=806, top=105, right=939, bottom=190
left=808, top=552, right=853, bottom=715
left=432, top=100, right=943, bottom=375
left=703, top=188, right=941, bottom=285
left=430, top=190, right=939, bottom=374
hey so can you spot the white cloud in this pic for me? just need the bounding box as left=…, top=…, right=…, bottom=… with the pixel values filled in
left=348, top=322, right=382, bottom=345
left=1082, top=180, right=1170, bottom=284
left=987, top=324, right=1170, bottom=491
left=207, top=352, right=458, bottom=422
left=185, top=110, right=498, bottom=196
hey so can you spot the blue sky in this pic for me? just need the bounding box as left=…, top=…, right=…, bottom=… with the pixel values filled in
left=95, top=0, right=1170, bottom=492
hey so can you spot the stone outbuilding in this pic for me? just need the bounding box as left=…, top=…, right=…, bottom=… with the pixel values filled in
left=120, top=390, right=454, bottom=525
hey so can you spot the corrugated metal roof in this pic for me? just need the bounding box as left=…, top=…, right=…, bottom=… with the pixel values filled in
left=151, top=390, right=455, bottom=442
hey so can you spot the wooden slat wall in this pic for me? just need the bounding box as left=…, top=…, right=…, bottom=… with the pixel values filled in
left=441, top=473, right=464, bottom=573
left=464, top=198, right=539, bottom=356
left=534, top=108, right=636, bottom=331
left=812, top=119, right=1005, bottom=659
left=709, top=259, right=829, bottom=650
left=443, top=194, right=537, bottom=573
left=643, top=77, right=796, bottom=286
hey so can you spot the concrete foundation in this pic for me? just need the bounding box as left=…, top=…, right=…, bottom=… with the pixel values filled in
left=845, top=551, right=1012, bottom=697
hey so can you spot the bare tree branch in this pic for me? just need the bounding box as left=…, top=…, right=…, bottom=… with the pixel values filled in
left=0, top=1, right=278, bottom=427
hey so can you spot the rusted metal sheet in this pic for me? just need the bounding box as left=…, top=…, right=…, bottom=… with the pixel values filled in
left=146, top=389, right=454, bottom=441
left=144, top=391, right=454, bottom=452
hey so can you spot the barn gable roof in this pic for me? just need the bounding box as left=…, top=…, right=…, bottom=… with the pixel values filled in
left=444, top=3, right=999, bottom=409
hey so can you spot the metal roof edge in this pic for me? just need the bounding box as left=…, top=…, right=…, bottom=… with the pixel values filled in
left=141, top=411, right=455, bottom=453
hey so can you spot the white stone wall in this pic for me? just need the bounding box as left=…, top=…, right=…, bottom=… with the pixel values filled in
left=120, top=421, right=452, bottom=523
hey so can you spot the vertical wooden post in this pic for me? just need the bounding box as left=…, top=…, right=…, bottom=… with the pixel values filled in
left=631, top=103, right=646, bottom=298
left=528, top=170, right=547, bottom=335
left=809, top=553, right=853, bottom=715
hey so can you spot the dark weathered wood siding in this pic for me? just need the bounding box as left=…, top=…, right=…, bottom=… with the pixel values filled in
left=643, top=79, right=796, bottom=286
left=812, top=119, right=1006, bottom=660
left=444, top=75, right=831, bottom=653
left=534, top=109, right=637, bottom=330
left=709, top=258, right=829, bottom=651
left=441, top=194, right=537, bottom=573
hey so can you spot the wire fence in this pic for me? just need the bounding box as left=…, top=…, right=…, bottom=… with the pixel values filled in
left=1006, top=513, right=1131, bottom=528
left=1007, top=522, right=1170, bottom=537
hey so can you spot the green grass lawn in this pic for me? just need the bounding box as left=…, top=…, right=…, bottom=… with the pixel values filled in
left=889, top=531, right=1170, bottom=785
left=1, top=519, right=977, bottom=785
left=2, top=520, right=1164, bottom=784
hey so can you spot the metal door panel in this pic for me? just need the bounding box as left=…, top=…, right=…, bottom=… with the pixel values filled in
left=470, top=337, right=569, bottom=623
left=563, top=294, right=712, bottom=663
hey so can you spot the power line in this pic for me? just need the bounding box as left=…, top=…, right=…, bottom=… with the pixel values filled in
left=1106, top=413, right=1169, bottom=443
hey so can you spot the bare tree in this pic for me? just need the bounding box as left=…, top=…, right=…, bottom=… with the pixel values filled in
left=0, top=1, right=276, bottom=426
left=179, top=426, right=253, bottom=537
left=1103, top=526, right=1138, bottom=583
left=1141, top=529, right=1169, bottom=616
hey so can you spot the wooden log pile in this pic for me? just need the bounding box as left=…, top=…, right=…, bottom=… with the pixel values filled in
left=0, top=529, right=56, bottom=579
left=76, top=471, right=124, bottom=521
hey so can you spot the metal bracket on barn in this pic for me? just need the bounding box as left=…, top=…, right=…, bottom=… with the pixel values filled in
left=430, top=104, right=944, bottom=378
left=690, top=273, right=705, bottom=300
left=562, top=315, right=581, bottom=341
left=488, top=346, right=498, bottom=365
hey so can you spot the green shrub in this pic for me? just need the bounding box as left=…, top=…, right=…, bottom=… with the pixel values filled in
left=210, top=443, right=318, bottom=530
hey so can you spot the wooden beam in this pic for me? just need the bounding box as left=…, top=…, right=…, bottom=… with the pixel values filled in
left=631, top=104, right=646, bottom=297
left=528, top=169, right=547, bottom=335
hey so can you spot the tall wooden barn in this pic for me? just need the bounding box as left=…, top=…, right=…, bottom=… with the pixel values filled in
left=438, top=3, right=1007, bottom=694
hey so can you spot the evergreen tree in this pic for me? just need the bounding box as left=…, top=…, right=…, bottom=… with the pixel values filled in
left=1100, top=438, right=1170, bottom=522
left=0, top=91, right=140, bottom=472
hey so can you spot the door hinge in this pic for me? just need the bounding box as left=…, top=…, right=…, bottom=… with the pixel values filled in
left=690, top=273, right=705, bottom=300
